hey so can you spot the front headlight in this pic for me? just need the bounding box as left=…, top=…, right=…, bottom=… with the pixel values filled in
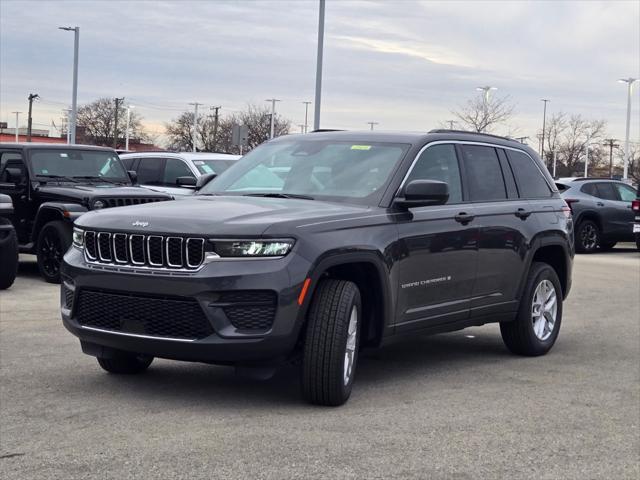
left=211, top=239, right=294, bottom=258
left=72, top=227, right=84, bottom=249
left=92, top=200, right=105, bottom=209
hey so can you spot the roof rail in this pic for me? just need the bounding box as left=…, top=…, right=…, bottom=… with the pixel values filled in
left=428, top=129, right=516, bottom=142
left=310, top=129, right=345, bottom=133
left=569, top=177, right=614, bottom=182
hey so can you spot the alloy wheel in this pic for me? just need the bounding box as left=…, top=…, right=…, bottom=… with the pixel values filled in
left=531, top=279, right=557, bottom=341
left=343, top=305, right=358, bottom=386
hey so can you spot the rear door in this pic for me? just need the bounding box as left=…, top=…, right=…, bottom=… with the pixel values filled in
left=591, top=182, right=625, bottom=238
left=611, top=182, right=637, bottom=239
left=0, top=149, right=31, bottom=243
left=460, top=144, right=536, bottom=317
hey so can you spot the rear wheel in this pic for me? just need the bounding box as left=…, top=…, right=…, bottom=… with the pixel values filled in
left=500, top=262, right=562, bottom=356
left=97, top=354, right=154, bottom=374
left=37, top=220, right=72, bottom=283
left=0, top=219, right=18, bottom=290
left=575, top=220, right=600, bottom=253
left=302, top=279, right=361, bottom=406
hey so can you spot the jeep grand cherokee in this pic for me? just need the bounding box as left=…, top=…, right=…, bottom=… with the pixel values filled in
left=61, top=130, right=573, bottom=406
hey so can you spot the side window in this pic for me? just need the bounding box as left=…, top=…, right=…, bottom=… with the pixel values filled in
left=120, top=157, right=137, bottom=170
left=460, top=145, right=506, bottom=201
left=595, top=182, right=618, bottom=201
left=0, top=152, right=27, bottom=184
left=581, top=183, right=597, bottom=196
left=136, top=158, right=164, bottom=185
left=506, top=150, right=552, bottom=198
left=497, top=149, right=518, bottom=198
left=614, top=183, right=636, bottom=202
left=405, top=144, right=462, bottom=203
left=163, top=158, right=194, bottom=185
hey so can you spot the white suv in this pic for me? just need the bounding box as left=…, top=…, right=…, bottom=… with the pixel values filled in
left=120, top=152, right=240, bottom=196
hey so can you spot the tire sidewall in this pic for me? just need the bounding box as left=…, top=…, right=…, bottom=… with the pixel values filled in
left=37, top=221, right=72, bottom=283
left=520, top=264, right=563, bottom=353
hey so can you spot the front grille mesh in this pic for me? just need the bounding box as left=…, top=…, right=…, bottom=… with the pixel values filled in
left=217, top=291, right=277, bottom=331
left=76, top=289, right=213, bottom=340
left=84, top=231, right=205, bottom=270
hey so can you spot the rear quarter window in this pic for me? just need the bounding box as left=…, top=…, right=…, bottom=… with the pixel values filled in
left=506, top=150, right=552, bottom=198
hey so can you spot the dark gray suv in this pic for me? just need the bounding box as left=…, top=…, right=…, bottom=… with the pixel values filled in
left=61, top=130, right=574, bottom=406
left=557, top=178, right=637, bottom=253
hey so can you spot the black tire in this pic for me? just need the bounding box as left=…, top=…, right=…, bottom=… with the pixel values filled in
left=97, top=354, right=154, bottom=374
left=599, top=241, right=617, bottom=251
left=0, top=219, right=18, bottom=290
left=37, top=220, right=72, bottom=284
left=575, top=219, right=600, bottom=253
left=500, top=262, right=563, bottom=356
left=635, top=235, right=640, bottom=251
left=302, top=279, right=361, bottom=406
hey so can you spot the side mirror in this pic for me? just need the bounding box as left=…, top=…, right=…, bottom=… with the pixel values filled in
left=176, top=176, right=197, bottom=187
left=127, top=170, right=138, bottom=185
left=6, top=167, right=25, bottom=184
left=394, top=180, right=449, bottom=209
left=195, top=173, right=217, bottom=190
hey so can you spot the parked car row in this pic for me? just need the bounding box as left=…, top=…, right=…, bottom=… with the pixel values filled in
left=556, top=177, right=639, bottom=253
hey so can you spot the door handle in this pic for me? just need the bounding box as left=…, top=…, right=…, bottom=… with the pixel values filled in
left=454, top=212, right=475, bottom=224
left=596, top=202, right=604, bottom=207
left=515, top=208, right=532, bottom=219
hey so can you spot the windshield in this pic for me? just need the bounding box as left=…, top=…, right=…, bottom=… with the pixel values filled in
left=192, top=159, right=236, bottom=175
left=30, top=149, right=129, bottom=183
left=200, top=139, right=410, bottom=204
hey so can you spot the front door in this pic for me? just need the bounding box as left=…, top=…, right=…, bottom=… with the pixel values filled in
left=394, top=143, right=478, bottom=332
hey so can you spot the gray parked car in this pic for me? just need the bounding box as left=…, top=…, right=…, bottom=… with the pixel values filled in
left=120, top=152, right=240, bottom=197
left=557, top=178, right=637, bottom=253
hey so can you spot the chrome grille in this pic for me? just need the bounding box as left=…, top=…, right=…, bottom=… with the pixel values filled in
left=84, top=231, right=205, bottom=270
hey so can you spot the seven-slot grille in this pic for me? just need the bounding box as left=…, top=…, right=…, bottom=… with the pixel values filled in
left=84, top=231, right=205, bottom=270
left=98, top=197, right=167, bottom=208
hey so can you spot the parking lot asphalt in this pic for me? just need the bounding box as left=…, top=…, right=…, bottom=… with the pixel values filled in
left=1, top=246, right=639, bottom=480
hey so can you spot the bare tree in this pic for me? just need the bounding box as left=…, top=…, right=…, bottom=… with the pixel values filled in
left=558, top=115, right=606, bottom=175
left=452, top=93, right=515, bottom=133
left=75, top=98, right=146, bottom=146
left=165, top=104, right=291, bottom=153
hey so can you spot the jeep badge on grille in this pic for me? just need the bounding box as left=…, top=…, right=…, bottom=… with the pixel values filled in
left=132, top=221, right=149, bottom=228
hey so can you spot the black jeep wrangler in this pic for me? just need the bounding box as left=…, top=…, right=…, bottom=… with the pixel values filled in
left=61, top=130, right=574, bottom=406
left=0, top=193, right=18, bottom=289
left=0, top=144, right=172, bottom=283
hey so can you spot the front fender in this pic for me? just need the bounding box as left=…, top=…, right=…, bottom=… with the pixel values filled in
left=32, top=203, right=88, bottom=241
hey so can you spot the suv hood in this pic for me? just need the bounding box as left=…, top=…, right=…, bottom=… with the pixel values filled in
left=75, top=195, right=370, bottom=236
left=36, top=184, right=172, bottom=207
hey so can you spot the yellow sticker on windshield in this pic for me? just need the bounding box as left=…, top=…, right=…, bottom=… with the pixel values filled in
left=350, top=145, right=371, bottom=150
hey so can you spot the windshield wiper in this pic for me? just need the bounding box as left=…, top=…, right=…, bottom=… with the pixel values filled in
left=243, top=192, right=315, bottom=200
left=72, top=175, right=124, bottom=185
left=37, top=174, right=81, bottom=183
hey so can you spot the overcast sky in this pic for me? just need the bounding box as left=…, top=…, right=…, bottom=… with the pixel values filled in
left=1, top=0, right=638, bottom=148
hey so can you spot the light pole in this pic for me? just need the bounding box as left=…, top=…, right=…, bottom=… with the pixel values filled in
left=265, top=98, right=281, bottom=139
left=188, top=102, right=202, bottom=152
left=11, top=111, right=21, bottom=142
left=64, top=109, right=71, bottom=144
left=302, top=101, right=311, bottom=133
left=367, top=122, right=379, bottom=131
left=540, top=99, right=550, bottom=163
left=125, top=105, right=134, bottom=150
left=476, top=86, right=497, bottom=105
left=313, top=0, right=325, bottom=131
left=59, top=26, right=79, bottom=144
left=618, top=78, right=637, bottom=180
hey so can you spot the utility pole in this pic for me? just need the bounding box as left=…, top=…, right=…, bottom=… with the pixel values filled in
left=618, top=78, right=637, bottom=180
left=210, top=106, right=221, bottom=148
left=314, top=0, right=325, bottom=131
left=59, top=27, right=79, bottom=143
left=113, top=97, right=124, bottom=148
left=367, top=122, right=379, bottom=131
left=447, top=120, right=456, bottom=130
left=26, top=93, right=39, bottom=142
left=188, top=102, right=203, bottom=152
left=302, top=101, right=312, bottom=133
left=540, top=99, right=550, bottom=164
left=11, top=111, right=21, bottom=142
left=265, top=98, right=281, bottom=139
left=603, top=138, right=620, bottom=178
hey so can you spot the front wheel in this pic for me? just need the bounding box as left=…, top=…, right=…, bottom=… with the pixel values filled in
left=37, top=220, right=72, bottom=283
left=302, top=279, right=361, bottom=406
left=500, top=262, right=562, bottom=356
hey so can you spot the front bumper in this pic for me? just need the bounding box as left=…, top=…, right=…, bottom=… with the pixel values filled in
left=61, top=247, right=311, bottom=364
